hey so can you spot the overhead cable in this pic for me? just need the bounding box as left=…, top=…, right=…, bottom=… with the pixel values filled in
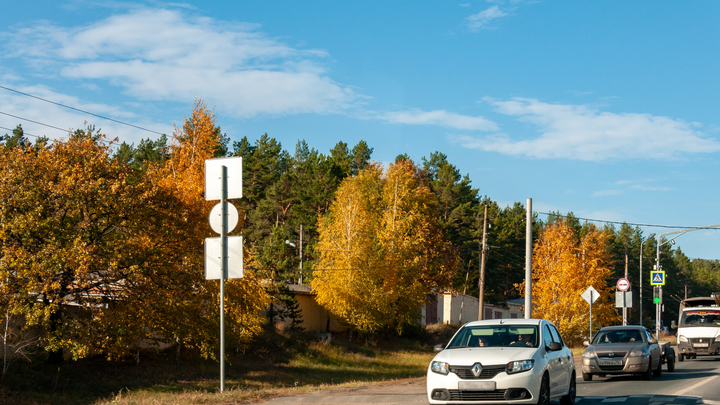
left=0, top=84, right=165, bottom=135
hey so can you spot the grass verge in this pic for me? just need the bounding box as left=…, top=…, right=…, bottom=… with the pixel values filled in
left=0, top=325, right=456, bottom=405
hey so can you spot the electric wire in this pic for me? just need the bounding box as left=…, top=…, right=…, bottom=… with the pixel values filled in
left=0, top=111, right=68, bottom=133
left=0, top=85, right=165, bottom=136
left=536, top=211, right=720, bottom=231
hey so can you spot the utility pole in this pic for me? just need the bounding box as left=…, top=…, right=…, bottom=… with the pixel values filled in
left=525, top=198, right=532, bottom=319
left=478, top=204, right=488, bottom=320
left=299, top=224, right=304, bottom=285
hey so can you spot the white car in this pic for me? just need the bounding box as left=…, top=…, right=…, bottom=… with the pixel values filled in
left=427, top=319, right=576, bottom=405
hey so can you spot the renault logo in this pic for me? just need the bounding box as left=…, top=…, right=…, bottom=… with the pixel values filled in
left=608, top=352, right=614, bottom=358
left=472, top=363, right=483, bottom=377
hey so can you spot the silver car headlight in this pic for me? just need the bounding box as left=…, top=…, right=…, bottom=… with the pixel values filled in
left=629, top=349, right=646, bottom=357
left=582, top=349, right=596, bottom=358
left=431, top=361, right=449, bottom=375
left=507, top=359, right=534, bottom=374
left=679, top=335, right=688, bottom=343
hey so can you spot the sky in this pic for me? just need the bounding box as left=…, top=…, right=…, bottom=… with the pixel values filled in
left=2, top=1, right=720, bottom=264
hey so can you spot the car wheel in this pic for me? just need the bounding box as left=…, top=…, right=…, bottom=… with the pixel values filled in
left=560, top=373, right=576, bottom=405
left=643, top=362, right=653, bottom=380
left=582, top=371, right=592, bottom=381
left=667, top=354, right=675, bottom=372
left=678, top=353, right=684, bottom=362
left=653, top=356, right=662, bottom=378
left=536, top=373, right=550, bottom=405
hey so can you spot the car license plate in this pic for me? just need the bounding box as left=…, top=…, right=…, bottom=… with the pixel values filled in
left=694, top=343, right=709, bottom=347
left=458, top=381, right=496, bottom=391
left=599, top=359, right=622, bottom=366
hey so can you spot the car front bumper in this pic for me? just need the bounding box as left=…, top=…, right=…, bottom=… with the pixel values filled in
left=426, top=366, right=542, bottom=404
left=582, top=356, right=650, bottom=375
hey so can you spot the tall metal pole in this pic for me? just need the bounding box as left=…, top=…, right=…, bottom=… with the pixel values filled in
left=220, top=165, right=227, bottom=392
left=639, top=233, right=654, bottom=328
left=525, top=198, right=532, bottom=319
left=478, top=204, right=488, bottom=320
left=299, top=224, right=303, bottom=285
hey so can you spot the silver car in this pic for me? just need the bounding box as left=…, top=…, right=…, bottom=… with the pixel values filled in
left=581, top=325, right=662, bottom=381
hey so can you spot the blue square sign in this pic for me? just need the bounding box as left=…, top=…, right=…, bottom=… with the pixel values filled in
left=650, top=270, right=665, bottom=286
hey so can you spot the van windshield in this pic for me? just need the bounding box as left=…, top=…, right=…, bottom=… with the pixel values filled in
left=680, top=310, right=720, bottom=327
left=446, top=325, right=539, bottom=348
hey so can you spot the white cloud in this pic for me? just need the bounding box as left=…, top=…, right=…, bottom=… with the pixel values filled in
left=377, top=109, right=498, bottom=131
left=3, top=8, right=357, bottom=118
left=591, top=190, right=621, bottom=197
left=454, top=98, right=720, bottom=161
left=467, top=6, right=508, bottom=31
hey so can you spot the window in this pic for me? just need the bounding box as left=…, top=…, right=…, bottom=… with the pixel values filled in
left=485, top=308, right=492, bottom=319
left=511, top=313, right=518, bottom=319
left=494, top=311, right=502, bottom=319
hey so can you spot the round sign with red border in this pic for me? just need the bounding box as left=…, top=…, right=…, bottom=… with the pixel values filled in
left=617, top=278, right=630, bottom=291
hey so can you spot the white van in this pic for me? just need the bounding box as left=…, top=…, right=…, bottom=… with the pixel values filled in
left=674, top=295, right=720, bottom=361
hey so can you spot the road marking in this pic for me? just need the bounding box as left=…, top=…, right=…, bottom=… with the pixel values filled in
left=672, top=368, right=720, bottom=396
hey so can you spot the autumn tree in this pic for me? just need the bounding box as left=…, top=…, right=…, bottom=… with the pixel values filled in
left=146, top=99, right=269, bottom=359
left=527, top=221, right=618, bottom=345
left=312, top=160, right=458, bottom=334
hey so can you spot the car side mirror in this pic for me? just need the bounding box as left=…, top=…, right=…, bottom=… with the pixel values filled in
left=434, top=343, right=445, bottom=353
left=583, top=340, right=590, bottom=347
left=648, top=339, right=658, bottom=344
left=547, top=342, right=561, bottom=351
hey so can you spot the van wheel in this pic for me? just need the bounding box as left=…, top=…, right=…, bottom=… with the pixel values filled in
left=667, top=354, right=675, bottom=372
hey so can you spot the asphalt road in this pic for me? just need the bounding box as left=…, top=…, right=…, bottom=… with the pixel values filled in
left=259, top=355, right=720, bottom=405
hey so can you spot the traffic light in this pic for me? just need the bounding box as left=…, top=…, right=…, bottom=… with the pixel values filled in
left=653, top=286, right=662, bottom=304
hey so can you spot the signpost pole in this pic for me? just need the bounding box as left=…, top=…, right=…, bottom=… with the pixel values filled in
left=589, top=290, right=593, bottom=340
left=220, top=165, right=227, bottom=393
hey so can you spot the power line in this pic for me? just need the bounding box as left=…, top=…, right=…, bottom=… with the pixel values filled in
left=535, top=211, right=720, bottom=231
left=0, top=111, right=69, bottom=133
left=0, top=125, right=46, bottom=140
left=0, top=84, right=165, bottom=136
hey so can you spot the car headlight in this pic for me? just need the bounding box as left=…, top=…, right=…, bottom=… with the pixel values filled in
left=507, top=360, right=534, bottom=374
left=582, top=349, right=596, bottom=358
left=629, top=349, right=646, bottom=357
left=679, top=335, right=688, bottom=343
left=431, top=361, right=449, bottom=375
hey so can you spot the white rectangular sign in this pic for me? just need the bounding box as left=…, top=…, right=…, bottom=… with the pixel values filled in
left=205, top=157, right=242, bottom=201
left=204, top=236, right=244, bottom=279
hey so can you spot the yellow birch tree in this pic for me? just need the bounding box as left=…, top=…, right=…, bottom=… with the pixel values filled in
left=312, top=160, right=458, bottom=334
left=528, top=221, right=618, bottom=345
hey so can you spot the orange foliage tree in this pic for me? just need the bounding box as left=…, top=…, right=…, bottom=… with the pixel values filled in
left=0, top=100, right=268, bottom=361
left=525, top=221, right=618, bottom=345
left=312, top=160, right=458, bottom=334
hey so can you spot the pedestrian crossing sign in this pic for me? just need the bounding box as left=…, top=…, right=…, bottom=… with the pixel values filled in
left=650, top=270, right=665, bottom=286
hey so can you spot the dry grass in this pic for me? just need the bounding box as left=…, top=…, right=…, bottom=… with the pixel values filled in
left=0, top=329, right=442, bottom=405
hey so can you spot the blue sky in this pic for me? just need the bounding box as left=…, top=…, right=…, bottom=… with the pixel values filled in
left=2, top=1, right=720, bottom=262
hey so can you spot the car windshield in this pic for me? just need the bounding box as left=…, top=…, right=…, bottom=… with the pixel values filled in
left=446, top=325, right=539, bottom=348
left=592, top=329, right=645, bottom=345
left=680, top=310, right=720, bottom=327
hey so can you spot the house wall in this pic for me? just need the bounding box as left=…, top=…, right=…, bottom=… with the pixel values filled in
left=272, top=294, right=341, bottom=333
left=424, top=292, right=525, bottom=326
